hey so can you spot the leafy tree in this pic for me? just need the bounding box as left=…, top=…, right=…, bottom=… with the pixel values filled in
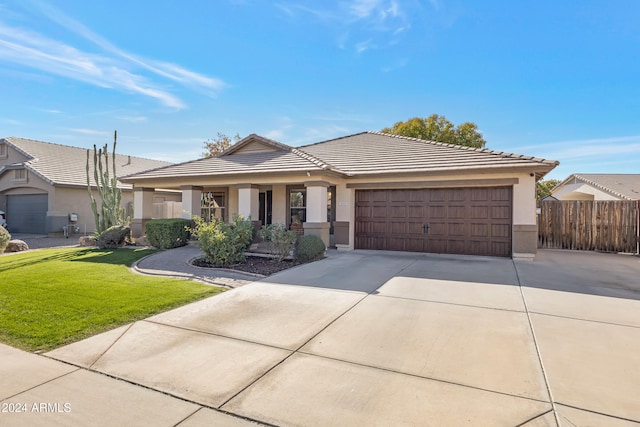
left=381, top=114, right=486, bottom=148
left=536, top=179, right=561, bottom=200
left=202, top=132, right=241, bottom=157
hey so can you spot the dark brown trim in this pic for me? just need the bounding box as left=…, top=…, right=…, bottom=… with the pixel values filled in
left=179, top=185, right=204, bottom=191
left=347, top=178, right=518, bottom=190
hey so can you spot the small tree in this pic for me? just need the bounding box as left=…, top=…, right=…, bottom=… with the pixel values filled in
left=202, top=132, right=241, bottom=157
left=86, top=131, right=127, bottom=235
left=381, top=114, right=486, bottom=148
left=536, top=179, right=561, bottom=199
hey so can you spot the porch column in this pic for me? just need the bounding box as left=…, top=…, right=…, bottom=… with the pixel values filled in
left=237, top=184, right=260, bottom=222
left=131, top=187, right=154, bottom=237
left=334, top=183, right=353, bottom=250
left=180, top=185, right=203, bottom=220
left=513, top=174, right=537, bottom=260
left=304, top=181, right=330, bottom=248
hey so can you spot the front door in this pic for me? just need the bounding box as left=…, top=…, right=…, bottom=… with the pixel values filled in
left=259, top=191, right=273, bottom=226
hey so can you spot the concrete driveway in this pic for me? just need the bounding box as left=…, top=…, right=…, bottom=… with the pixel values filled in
left=2, top=249, right=639, bottom=426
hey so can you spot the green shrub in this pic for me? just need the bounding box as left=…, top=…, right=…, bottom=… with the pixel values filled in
left=145, top=218, right=191, bottom=249
left=0, top=227, right=11, bottom=254
left=258, top=223, right=297, bottom=261
left=295, top=234, right=326, bottom=262
left=190, top=215, right=254, bottom=266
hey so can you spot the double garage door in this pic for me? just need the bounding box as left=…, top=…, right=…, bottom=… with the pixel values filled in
left=355, top=187, right=512, bottom=257
left=6, top=194, right=48, bottom=234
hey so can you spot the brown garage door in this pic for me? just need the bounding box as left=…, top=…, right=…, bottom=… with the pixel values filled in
left=355, top=187, right=512, bottom=257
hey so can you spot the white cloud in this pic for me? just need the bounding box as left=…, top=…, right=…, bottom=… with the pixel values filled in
left=117, top=115, right=148, bottom=123
left=275, top=1, right=413, bottom=53
left=0, top=0, right=226, bottom=108
left=520, top=135, right=640, bottom=160
left=350, top=0, right=382, bottom=18
left=68, top=128, right=110, bottom=136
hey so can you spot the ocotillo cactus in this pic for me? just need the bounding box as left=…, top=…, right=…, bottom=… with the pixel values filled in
left=86, top=131, right=126, bottom=235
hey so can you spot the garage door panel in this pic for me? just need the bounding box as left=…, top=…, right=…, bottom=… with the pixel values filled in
left=355, top=187, right=512, bottom=257
left=372, top=206, right=388, bottom=218
left=470, top=206, right=489, bottom=219
left=492, top=206, right=511, bottom=219
left=491, top=224, right=511, bottom=239
left=407, top=206, right=424, bottom=218
left=448, top=205, right=466, bottom=219
left=447, top=222, right=466, bottom=237
left=389, top=206, right=406, bottom=218
left=7, top=194, right=48, bottom=234
left=470, top=223, right=489, bottom=238
left=390, top=221, right=406, bottom=234
left=428, top=205, right=446, bottom=219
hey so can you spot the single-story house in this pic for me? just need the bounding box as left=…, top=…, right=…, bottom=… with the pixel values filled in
left=552, top=173, right=640, bottom=201
left=122, top=132, right=558, bottom=259
left=0, top=137, right=178, bottom=234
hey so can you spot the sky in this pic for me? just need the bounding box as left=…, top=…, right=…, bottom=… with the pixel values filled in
left=0, top=0, right=639, bottom=181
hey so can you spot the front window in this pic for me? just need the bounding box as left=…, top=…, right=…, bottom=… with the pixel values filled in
left=13, top=169, right=26, bottom=182
left=290, top=190, right=306, bottom=226
left=201, top=191, right=226, bottom=222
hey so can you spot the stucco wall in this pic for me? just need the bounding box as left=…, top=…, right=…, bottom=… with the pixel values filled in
left=128, top=169, right=542, bottom=257
left=553, top=183, right=618, bottom=201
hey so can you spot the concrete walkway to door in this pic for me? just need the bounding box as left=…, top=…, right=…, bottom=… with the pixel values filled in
left=1, top=249, right=639, bottom=426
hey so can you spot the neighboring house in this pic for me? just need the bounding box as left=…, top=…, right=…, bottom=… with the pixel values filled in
left=0, top=137, right=178, bottom=234
left=552, top=174, right=640, bottom=201
left=122, top=132, right=558, bottom=259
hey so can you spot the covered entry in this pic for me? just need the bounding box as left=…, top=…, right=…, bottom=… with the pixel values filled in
left=355, top=187, right=512, bottom=257
left=6, top=194, right=48, bottom=234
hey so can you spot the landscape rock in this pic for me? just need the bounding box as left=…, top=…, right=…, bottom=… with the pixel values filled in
left=135, top=235, right=149, bottom=246
left=97, top=225, right=131, bottom=249
left=6, top=239, right=29, bottom=252
left=79, top=236, right=97, bottom=247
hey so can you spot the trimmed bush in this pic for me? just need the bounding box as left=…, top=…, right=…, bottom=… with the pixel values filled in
left=190, top=215, right=254, bottom=266
left=295, top=234, right=326, bottom=262
left=145, top=218, right=191, bottom=249
left=258, top=223, right=297, bottom=261
left=0, top=226, right=11, bottom=254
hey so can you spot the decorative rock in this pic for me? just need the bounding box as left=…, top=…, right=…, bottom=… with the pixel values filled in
left=79, top=236, right=97, bottom=247
left=135, top=235, right=149, bottom=246
left=6, top=240, right=29, bottom=252
left=96, top=225, right=131, bottom=249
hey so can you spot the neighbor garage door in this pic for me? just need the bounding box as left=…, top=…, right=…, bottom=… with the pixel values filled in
left=355, top=187, right=512, bottom=257
left=7, top=194, right=48, bottom=234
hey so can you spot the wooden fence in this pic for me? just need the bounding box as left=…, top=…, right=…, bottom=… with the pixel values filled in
left=538, top=200, right=639, bottom=253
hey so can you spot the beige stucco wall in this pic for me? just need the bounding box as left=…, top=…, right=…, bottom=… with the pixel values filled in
left=553, top=183, right=618, bottom=201
left=271, top=184, right=287, bottom=225
left=127, top=169, right=542, bottom=257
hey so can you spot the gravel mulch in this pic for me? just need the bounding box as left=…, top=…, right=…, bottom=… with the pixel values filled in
left=191, top=255, right=304, bottom=276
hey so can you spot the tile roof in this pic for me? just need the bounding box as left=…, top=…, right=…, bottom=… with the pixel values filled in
left=121, top=131, right=559, bottom=182
left=121, top=134, right=333, bottom=181
left=1, top=137, right=172, bottom=189
left=557, top=173, right=640, bottom=200
left=299, top=132, right=558, bottom=177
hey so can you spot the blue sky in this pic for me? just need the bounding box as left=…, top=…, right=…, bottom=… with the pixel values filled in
left=0, top=0, right=638, bottom=180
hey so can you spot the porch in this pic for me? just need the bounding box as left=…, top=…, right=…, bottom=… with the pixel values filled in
left=131, top=181, right=353, bottom=250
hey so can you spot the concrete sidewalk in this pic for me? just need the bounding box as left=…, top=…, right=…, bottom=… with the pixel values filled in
left=133, top=244, right=257, bottom=288
left=2, top=248, right=639, bottom=426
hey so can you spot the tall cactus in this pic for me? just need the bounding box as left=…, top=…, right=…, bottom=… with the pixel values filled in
left=86, top=131, right=126, bottom=235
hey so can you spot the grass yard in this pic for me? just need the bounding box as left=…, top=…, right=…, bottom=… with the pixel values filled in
left=0, top=247, right=224, bottom=352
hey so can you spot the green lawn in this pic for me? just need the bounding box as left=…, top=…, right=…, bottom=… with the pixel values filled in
left=0, top=247, right=224, bottom=352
